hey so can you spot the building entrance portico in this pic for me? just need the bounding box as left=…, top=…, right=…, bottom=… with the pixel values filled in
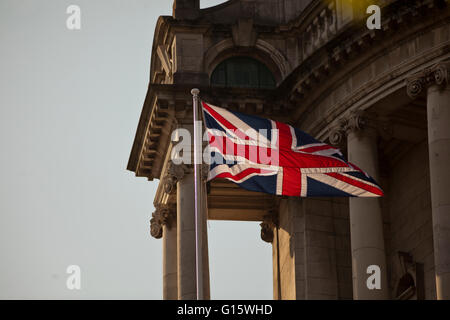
left=128, top=0, right=450, bottom=300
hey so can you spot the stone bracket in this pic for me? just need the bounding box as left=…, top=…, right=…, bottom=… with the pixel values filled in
left=163, top=161, right=193, bottom=194
left=150, top=204, right=177, bottom=239
left=260, top=209, right=279, bottom=243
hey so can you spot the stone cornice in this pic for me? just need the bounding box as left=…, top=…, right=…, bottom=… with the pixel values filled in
left=301, top=11, right=450, bottom=141
left=150, top=204, right=177, bottom=239
left=127, top=84, right=292, bottom=181
left=406, top=60, right=450, bottom=98
left=289, top=0, right=448, bottom=133
left=127, top=88, right=175, bottom=180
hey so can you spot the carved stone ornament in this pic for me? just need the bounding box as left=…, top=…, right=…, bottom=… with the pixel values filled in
left=150, top=204, right=176, bottom=239
left=260, top=213, right=278, bottom=243
left=343, top=110, right=368, bottom=134
left=328, top=119, right=347, bottom=146
left=328, top=110, right=369, bottom=145
left=406, top=61, right=450, bottom=99
left=163, top=175, right=177, bottom=194
left=150, top=215, right=163, bottom=239
left=163, top=161, right=193, bottom=194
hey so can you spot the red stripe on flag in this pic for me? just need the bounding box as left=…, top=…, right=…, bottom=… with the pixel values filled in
left=275, top=121, right=292, bottom=151
left=282, top=167, right=302, bottom=196
left=202, top=102, right=250, bottom=140
left=279, top=150, right=348, bottom=169
left=208, top=132, right=348, bottom=168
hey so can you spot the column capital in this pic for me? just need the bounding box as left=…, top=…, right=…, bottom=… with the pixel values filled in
left=328, top=110, right=378, bottom=145
left=260, top=212, right=278, bottom=243
left=163, top=161, right=194, bottom=194
left=342, top=110, right=369, bottom=134
left=328, top=121, right=347, bottom=146
left=406, top=60, right=450, bottom=98
left=150, top=204, right=176, bottom=239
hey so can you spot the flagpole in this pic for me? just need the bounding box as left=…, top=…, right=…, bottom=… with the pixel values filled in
left=191, top=88, right=204, bottom=300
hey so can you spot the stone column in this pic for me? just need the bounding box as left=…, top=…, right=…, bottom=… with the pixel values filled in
left=177, top=170, right=196, bottom=300
left=166, top=162, right=210, bottom=300
left=150, top=204, right=177, bottom=299
left=407, top=61, right=450, bottom=299
left=331, top=112, right=389, bottom=299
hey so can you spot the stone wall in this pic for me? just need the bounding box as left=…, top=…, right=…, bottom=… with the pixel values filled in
left=302, top=198, right=352, bottom=299
left=386, top=141, right=436, bottom=299
left=273, top=198, right=297, bottom=300
left=274, top=197, right=352, bottom=299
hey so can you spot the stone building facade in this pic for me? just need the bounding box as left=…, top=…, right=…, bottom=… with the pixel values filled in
left=127, top=0, right=450, bottom=300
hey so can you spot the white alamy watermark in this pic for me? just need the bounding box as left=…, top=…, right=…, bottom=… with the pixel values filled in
left=66, top=265, right=81, bottom=290
left=66, top=5, right=81, bottom=30
left=64, top=5, right=380, bottom=32
left=170, top=123, right=280, bottom=166
left=366, top=265, right=382, bottom=290
left=366, top=5, right=381, bottom=30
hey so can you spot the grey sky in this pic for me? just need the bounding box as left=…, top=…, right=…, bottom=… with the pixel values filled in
left=0, top=0, right=272, bottom=299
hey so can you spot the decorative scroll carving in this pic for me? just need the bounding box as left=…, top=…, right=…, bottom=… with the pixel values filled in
left=328, top=120, right=346, bottom=146
left=434, top=64, right=449, bottom=86
left=163, top=175, right=177, bottom=194
left=150, top=216, right=163, bottom=239
left=406, top=77, right=425, bottom=98
left=328, top=127, right=344, bottom=146
left=328, top=110, right=370, bottom=145
left=343, top=111, right=368, bottom=134
left=168, top=161, right=192, bottom=180
left=406, top=61, right=450, bottom=98
left=150, top=204, right=176, bottom=239
left=162, top=161, right=193, bottom=194
left=260, top=213, right=278, bottom=243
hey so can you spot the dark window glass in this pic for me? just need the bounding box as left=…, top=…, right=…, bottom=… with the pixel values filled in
left=211, top=57, right=275, bottom=89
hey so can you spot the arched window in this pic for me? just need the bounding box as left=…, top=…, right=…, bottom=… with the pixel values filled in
left=211, top=57, right=276, bottom=89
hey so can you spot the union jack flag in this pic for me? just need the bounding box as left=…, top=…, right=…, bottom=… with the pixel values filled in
left=202, top=102, right=383, bottom=197
left=202, top=101, right=383, bottom=197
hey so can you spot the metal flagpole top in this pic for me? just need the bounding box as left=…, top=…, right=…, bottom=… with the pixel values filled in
left=191, top=88, right=200, bottom=96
